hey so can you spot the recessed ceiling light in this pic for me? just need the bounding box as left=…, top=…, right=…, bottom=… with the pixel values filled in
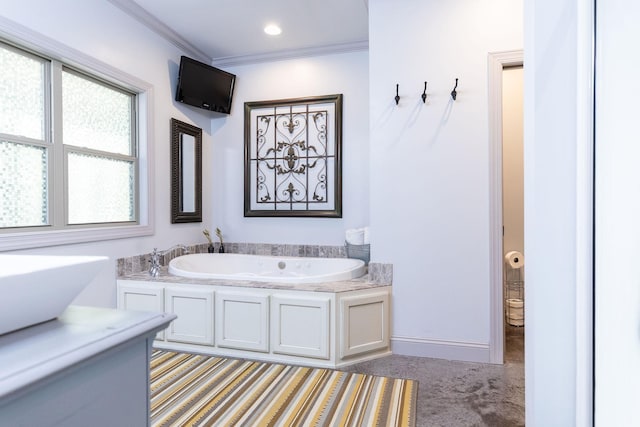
left=264, top=24, right=282, bottom=36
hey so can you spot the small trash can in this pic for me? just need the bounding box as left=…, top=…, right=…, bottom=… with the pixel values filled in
left=345, top=242, right=370, bottom=265
left=506, top=298, right=524, bottom=326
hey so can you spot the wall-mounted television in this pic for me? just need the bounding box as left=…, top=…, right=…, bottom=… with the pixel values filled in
left=175, top=56, right=236, bottom=114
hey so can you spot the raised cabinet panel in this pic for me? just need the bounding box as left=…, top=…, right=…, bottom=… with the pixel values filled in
left=165, top=287, right=214, bottom=345
left=272, top=296, right=330, bottom=360
left=117, top=281, right=165, bottom=340
left=215, top=293, right=269, bottom=352
left=115, top=279, right=390, bottom=368
left=340, top=292, right=390, bottom=359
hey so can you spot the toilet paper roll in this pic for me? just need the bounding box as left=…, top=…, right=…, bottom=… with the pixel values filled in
left=505, top=250, right=524, bottom=269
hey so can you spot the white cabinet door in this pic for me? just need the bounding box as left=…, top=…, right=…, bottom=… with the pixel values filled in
left=340, top=292, right=390, bottom=359
left=117, top=281, right=165, bottom=340
left=215, top=292, right=269, bottom=352
left=271, top=296, right=330, bottom=359
left=165, top=287, right=214, bottom=345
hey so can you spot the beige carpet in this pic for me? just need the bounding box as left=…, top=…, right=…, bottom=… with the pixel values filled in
left=150, top=350, right=417, bottom=426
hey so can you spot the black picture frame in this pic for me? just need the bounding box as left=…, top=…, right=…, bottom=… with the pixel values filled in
left=244, top=94, right=343, bottom=218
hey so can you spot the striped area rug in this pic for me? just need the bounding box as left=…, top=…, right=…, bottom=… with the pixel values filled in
left=150, top=350, right=417, bottom=426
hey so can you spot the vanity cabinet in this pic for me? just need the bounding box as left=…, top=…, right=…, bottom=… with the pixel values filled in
left=0, top=306, right=173, bottom=427
left=116, top=279, right=391, bottom=368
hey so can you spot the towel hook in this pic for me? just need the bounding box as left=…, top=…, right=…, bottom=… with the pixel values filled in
left=395, top=84, right=400, bottom=105
left=421, top=81, right=428, bottom=103
left=451, top=78, right=459, bottom=101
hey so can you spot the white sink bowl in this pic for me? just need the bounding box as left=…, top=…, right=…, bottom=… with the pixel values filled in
left=0, top=255, right=108, bottom=336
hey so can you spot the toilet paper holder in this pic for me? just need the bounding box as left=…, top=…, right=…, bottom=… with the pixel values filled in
left=505, top=250, right=524, bottom=269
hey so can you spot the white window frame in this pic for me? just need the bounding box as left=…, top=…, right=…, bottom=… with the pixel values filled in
left=0, top=19, right=154, bottom=251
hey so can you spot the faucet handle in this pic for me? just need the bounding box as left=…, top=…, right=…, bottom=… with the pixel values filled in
left=150, top=248, right=160, bottom=263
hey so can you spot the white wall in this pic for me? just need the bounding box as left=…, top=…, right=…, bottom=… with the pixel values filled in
left=595, top=0, right=640, bottom=424
left=209, top=51, right=370, bottom=245
left=368, top=0, right=523, bottom=361
left=502, top=67, right=524, bottom=256
left=0, top=1, right=214, bottom=307
left=524, top=0, right=594, bottom=424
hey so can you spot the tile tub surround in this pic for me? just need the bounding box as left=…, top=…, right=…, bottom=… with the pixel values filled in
left=116, top=242, right=393, bottom=289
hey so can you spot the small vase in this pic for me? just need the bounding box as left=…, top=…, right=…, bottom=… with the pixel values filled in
left=207, top=244, right=214, bottom=253
left=219, top=244, right=225, bottom=253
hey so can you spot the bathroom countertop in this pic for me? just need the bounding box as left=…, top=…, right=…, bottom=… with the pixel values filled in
left=0, top=305, right=174, bottom=400
left=118, top=268, right=391, bottom=293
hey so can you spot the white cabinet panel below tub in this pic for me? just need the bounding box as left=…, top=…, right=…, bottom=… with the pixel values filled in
left=340, top=292, right=390, bottom=359
left=117, top=281, right=165, bottom=340
left=165, top=286, right=214, bottom=345
left=215, top=292, right=269, bottom=352
left=271, top=296, right=330, bottom=360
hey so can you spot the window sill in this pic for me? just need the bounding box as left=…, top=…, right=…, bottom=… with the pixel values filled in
left=0, top=224, right=154, bottom=251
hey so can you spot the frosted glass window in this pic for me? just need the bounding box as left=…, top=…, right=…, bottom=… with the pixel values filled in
left=62, top=69, right=133, bottom=155
left=0, top=140, right=48, bottom=227
left=0, top=38, right=141, bottom=241
left=0, top=42, right=46, bottom=140
left=67, top=152, right=135, bottom=224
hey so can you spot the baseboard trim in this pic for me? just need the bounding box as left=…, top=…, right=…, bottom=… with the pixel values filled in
left=391, top=335, right=491, bottom=363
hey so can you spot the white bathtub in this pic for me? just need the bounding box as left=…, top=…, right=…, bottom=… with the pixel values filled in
left=168, top=253, right=365, bottom=283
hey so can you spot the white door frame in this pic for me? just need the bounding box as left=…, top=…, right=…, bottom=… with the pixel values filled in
left=488, top=49, right=524, bottom=364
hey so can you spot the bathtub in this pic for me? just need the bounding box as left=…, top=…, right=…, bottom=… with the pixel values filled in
left=168, top=253, right=366, bottom=284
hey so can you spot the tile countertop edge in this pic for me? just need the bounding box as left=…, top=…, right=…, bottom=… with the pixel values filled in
left=0, top=306, right=175, bottom=400
left=117, top=269, right=391, bottom=292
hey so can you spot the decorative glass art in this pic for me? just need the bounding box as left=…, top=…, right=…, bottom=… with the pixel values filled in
left=244, top=94, right=342, bottom=217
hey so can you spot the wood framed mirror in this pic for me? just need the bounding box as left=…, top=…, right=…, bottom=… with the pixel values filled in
left=171, top=118, right=202, bottom=223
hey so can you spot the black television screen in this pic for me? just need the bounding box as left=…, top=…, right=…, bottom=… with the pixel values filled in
left=175, top=56, right=236, bottom=114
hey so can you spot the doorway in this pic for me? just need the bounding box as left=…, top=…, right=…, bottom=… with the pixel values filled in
left=488, top=50, right=524, bottom=364
left=501, top=65, right=524, bottom=363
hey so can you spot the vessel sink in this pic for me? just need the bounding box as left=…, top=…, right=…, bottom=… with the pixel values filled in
left=0, top=255, right=108, bottom=336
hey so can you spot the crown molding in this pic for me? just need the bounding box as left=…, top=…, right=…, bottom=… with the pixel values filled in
left=107, top=0, right=211, bottom=63
left=107, top=0, right=368, bottom=68
left=212, top=40, right=369, bottom=68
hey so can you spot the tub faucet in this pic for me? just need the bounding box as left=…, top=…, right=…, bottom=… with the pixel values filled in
left=149, top=248, right=161, bottom=277
left=167, top=244, right=190, bottom=255
left=148, top=245, right=190, bottom=277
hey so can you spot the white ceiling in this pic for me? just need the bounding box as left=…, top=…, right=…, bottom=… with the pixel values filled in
left=112, top=0, right=369, bottom=66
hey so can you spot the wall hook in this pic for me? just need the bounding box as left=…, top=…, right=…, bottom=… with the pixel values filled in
left=395, top=84, right=400, bottom=105
left=451, top=78, right=459, bottom=101
left=421, top=81, right=428, bottom=103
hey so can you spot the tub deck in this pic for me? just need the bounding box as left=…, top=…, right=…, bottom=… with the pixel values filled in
left=118, top=267, right=387, bottom=293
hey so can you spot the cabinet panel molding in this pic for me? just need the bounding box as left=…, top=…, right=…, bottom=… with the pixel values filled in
left=215, top=292, right=269, bottom=352
left=165, top=287, right=214, bottom=345
left=340, top=292, right=390, bottom=359
left=272, top=296, right=330, bottom=359
left=117, top=281, right=165, bottom=340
